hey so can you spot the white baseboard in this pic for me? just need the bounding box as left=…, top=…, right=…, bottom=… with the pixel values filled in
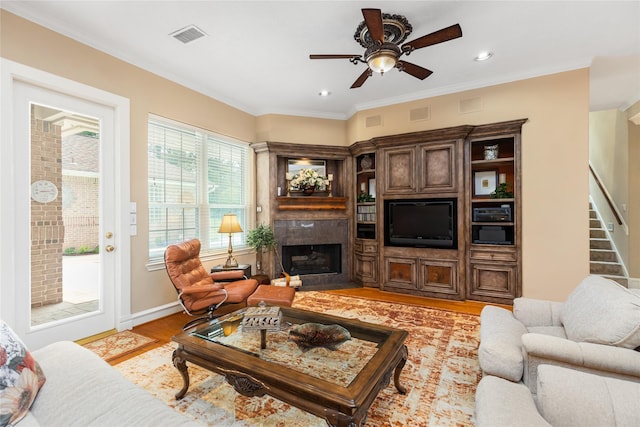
left=119, top=302, right=183, bottom=330
left=628, top=278, right=640, bottom=289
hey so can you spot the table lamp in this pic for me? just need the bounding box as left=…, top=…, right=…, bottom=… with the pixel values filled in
left=218, top=213, right=242, bottom=268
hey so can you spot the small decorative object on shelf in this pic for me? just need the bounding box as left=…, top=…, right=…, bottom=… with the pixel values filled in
left=289, top=168, right=329, bottom=195
left=360, top=154, right=373, bottom=170
left=484, top=144, right=499, bottom=160
left=288, top=323, right=351, bottom=351
left=357, top=192, right=374, bottom=202
left=490, top=182, right=514, bottom=199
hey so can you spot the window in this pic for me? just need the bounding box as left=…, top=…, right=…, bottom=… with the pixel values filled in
left=147, top=116, right=249, bottom=261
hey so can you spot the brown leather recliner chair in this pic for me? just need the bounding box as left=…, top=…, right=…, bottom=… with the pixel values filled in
left=164, top=238, right=258, bottom=330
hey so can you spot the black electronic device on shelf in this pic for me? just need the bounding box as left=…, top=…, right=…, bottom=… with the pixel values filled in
left=472, top=225, right=513, bottom=245
left=473, top=206, right=512, bottom=222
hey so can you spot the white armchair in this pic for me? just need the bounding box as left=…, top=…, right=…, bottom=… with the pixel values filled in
left=475, top=365, right=640, bottom=427
left=478, top=275, right=640, bottom=394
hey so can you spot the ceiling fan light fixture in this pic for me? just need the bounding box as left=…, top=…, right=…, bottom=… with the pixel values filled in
left=367, top=51, right=397, bottom=74
left=366, top=43, right=401, bottom=74
left=310, top=8, right=463, bottom=88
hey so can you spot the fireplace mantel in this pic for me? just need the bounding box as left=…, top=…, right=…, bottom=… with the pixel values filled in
left=276, top=196, right=347, bottom=211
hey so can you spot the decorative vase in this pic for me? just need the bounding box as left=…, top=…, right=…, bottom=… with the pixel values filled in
left=484, top=144, right=499, bottom=160
left=302, top=186, right=315, bottom=196
left=360, top=154, right=373, bottom=170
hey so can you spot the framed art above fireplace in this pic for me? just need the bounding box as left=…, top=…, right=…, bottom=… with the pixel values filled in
left=287, top=159, right=326, bottom=178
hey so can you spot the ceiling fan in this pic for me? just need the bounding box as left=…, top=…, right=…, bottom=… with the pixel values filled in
left=310, top=8, right=462, bottom=88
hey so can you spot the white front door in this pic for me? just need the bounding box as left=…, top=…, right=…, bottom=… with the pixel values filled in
left=1, top=60, right=131, bottom=349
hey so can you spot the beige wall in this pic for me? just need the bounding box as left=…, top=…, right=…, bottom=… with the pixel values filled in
left=347, top=71, right=591, bottom=301
left=3, top=9, right=591, bottom=314
left=256, top=114, right=347, bottom=146
left=627, top=101, right=640, bottom=279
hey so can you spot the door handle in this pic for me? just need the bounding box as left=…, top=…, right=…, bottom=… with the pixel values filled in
left=105, top=245, right=115, bottom=253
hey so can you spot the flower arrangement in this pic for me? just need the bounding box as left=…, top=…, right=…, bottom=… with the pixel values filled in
left=289, top=168, right=329, bottom=191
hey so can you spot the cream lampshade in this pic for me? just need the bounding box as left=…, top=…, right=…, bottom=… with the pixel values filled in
left=218, top=213, right=243, bottom=268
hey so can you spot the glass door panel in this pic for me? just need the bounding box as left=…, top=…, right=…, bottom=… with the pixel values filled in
left=29, top=104, right=102, bottom=327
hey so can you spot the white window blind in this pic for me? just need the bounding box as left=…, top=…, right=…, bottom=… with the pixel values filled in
left=147, top=117, right=249, bottom=261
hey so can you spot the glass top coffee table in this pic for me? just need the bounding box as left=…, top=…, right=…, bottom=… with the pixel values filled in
left=171, top=306, right=408, bottom=427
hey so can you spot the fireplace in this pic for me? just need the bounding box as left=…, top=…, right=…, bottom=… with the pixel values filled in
left=273, top=219, right=349, bottom=289
left=282, top=244, right=341, bottom=276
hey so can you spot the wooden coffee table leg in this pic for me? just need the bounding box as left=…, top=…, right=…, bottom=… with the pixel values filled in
left=393, top=345, right=408, bottom=394
left=172, top=347, right=190, bottom=400
left=260, top=329, right=267, bottom=349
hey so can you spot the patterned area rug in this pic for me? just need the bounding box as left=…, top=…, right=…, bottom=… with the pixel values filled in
left=114, top=292, right=481, bottom=426
left=83, top=330, right=158, bottom=362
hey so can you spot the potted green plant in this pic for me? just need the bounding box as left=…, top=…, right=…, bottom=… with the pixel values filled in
left=490, top=183, right=514, bottom=199
left=246, top=223, right=277, bottom=275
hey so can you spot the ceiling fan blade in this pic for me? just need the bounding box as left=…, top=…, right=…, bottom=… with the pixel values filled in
left=309, top=54, right=361, bottom=60
left=362, top=8, right=384, bottom=44
left=397, top=61, right=433, bottom=80
left=402, top=24, right=462, bottom=51
left=351, top=68, right=372, bottom=89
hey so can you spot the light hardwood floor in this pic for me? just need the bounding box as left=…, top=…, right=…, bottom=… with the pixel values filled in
left=108, top=288, right=507, bottom=366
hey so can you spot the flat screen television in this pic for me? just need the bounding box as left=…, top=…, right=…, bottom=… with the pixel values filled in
left=384, top=198, right=457, bottom=249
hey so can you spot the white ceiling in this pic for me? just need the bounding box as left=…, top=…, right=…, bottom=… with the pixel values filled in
left=3, top=1, right=640, bottom=119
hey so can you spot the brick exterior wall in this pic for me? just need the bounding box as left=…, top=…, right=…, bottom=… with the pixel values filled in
left=30, top=115, right=64, bottom=307
left=62, top=175, right=99, bottom=251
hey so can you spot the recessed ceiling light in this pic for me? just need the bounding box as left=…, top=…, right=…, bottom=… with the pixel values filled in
left=474, top=51, right=494, bottom=62
left=318, top=90, right=331, bottom=97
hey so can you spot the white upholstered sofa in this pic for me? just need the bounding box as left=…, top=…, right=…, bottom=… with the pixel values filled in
left=20, top=341, right=202, bottom=426
left=478, top=275, right=640, bottom=394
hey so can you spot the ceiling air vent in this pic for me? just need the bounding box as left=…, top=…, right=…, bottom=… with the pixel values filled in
left=170, top=25, right=207, bottom=44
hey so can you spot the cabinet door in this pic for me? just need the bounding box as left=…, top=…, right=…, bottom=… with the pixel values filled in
left=382, top=147, right=416, bottom=194
left=468, top=261, right=518, bottom=303
left=418, top=259, right=460, bottom=298
left=418, top=142, right=457, bottom=193
left=383, top=257, right=417, bottom=290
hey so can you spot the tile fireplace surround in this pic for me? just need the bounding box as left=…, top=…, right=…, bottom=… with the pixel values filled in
left=274, top=219, right=349, bottom=289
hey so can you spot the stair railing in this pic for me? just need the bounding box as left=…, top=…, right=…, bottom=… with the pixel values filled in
left=589, top=163, right=624, bottom=227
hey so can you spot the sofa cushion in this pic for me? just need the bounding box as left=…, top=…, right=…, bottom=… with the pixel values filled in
left=536, top=365, right=640, bottom=426
left=478, top=305, right=528, bottom=382
left=0, top=321, right=46, bottom=426
left=474, top=375, right=551, bottom=427
left=31, top=341, right=201, bottom=426
left=560, top=276, right=640, bottom=349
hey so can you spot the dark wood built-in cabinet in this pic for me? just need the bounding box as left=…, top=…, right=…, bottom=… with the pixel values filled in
left=258, top=119, right=526, bottom=304
left=465, top=120, right=525, bottom=304
left=350, top=119, right=526, bottom=304
left=352, top=142, right=378, bottom=287
left=374, top=128, right=466, bottom=300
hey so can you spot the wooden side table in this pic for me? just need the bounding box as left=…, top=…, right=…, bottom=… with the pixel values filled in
left=211, top=264, right=251, bottom=279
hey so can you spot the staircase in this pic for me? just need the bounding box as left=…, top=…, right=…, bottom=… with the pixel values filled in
left=589, top=204, right=628, bottom=286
